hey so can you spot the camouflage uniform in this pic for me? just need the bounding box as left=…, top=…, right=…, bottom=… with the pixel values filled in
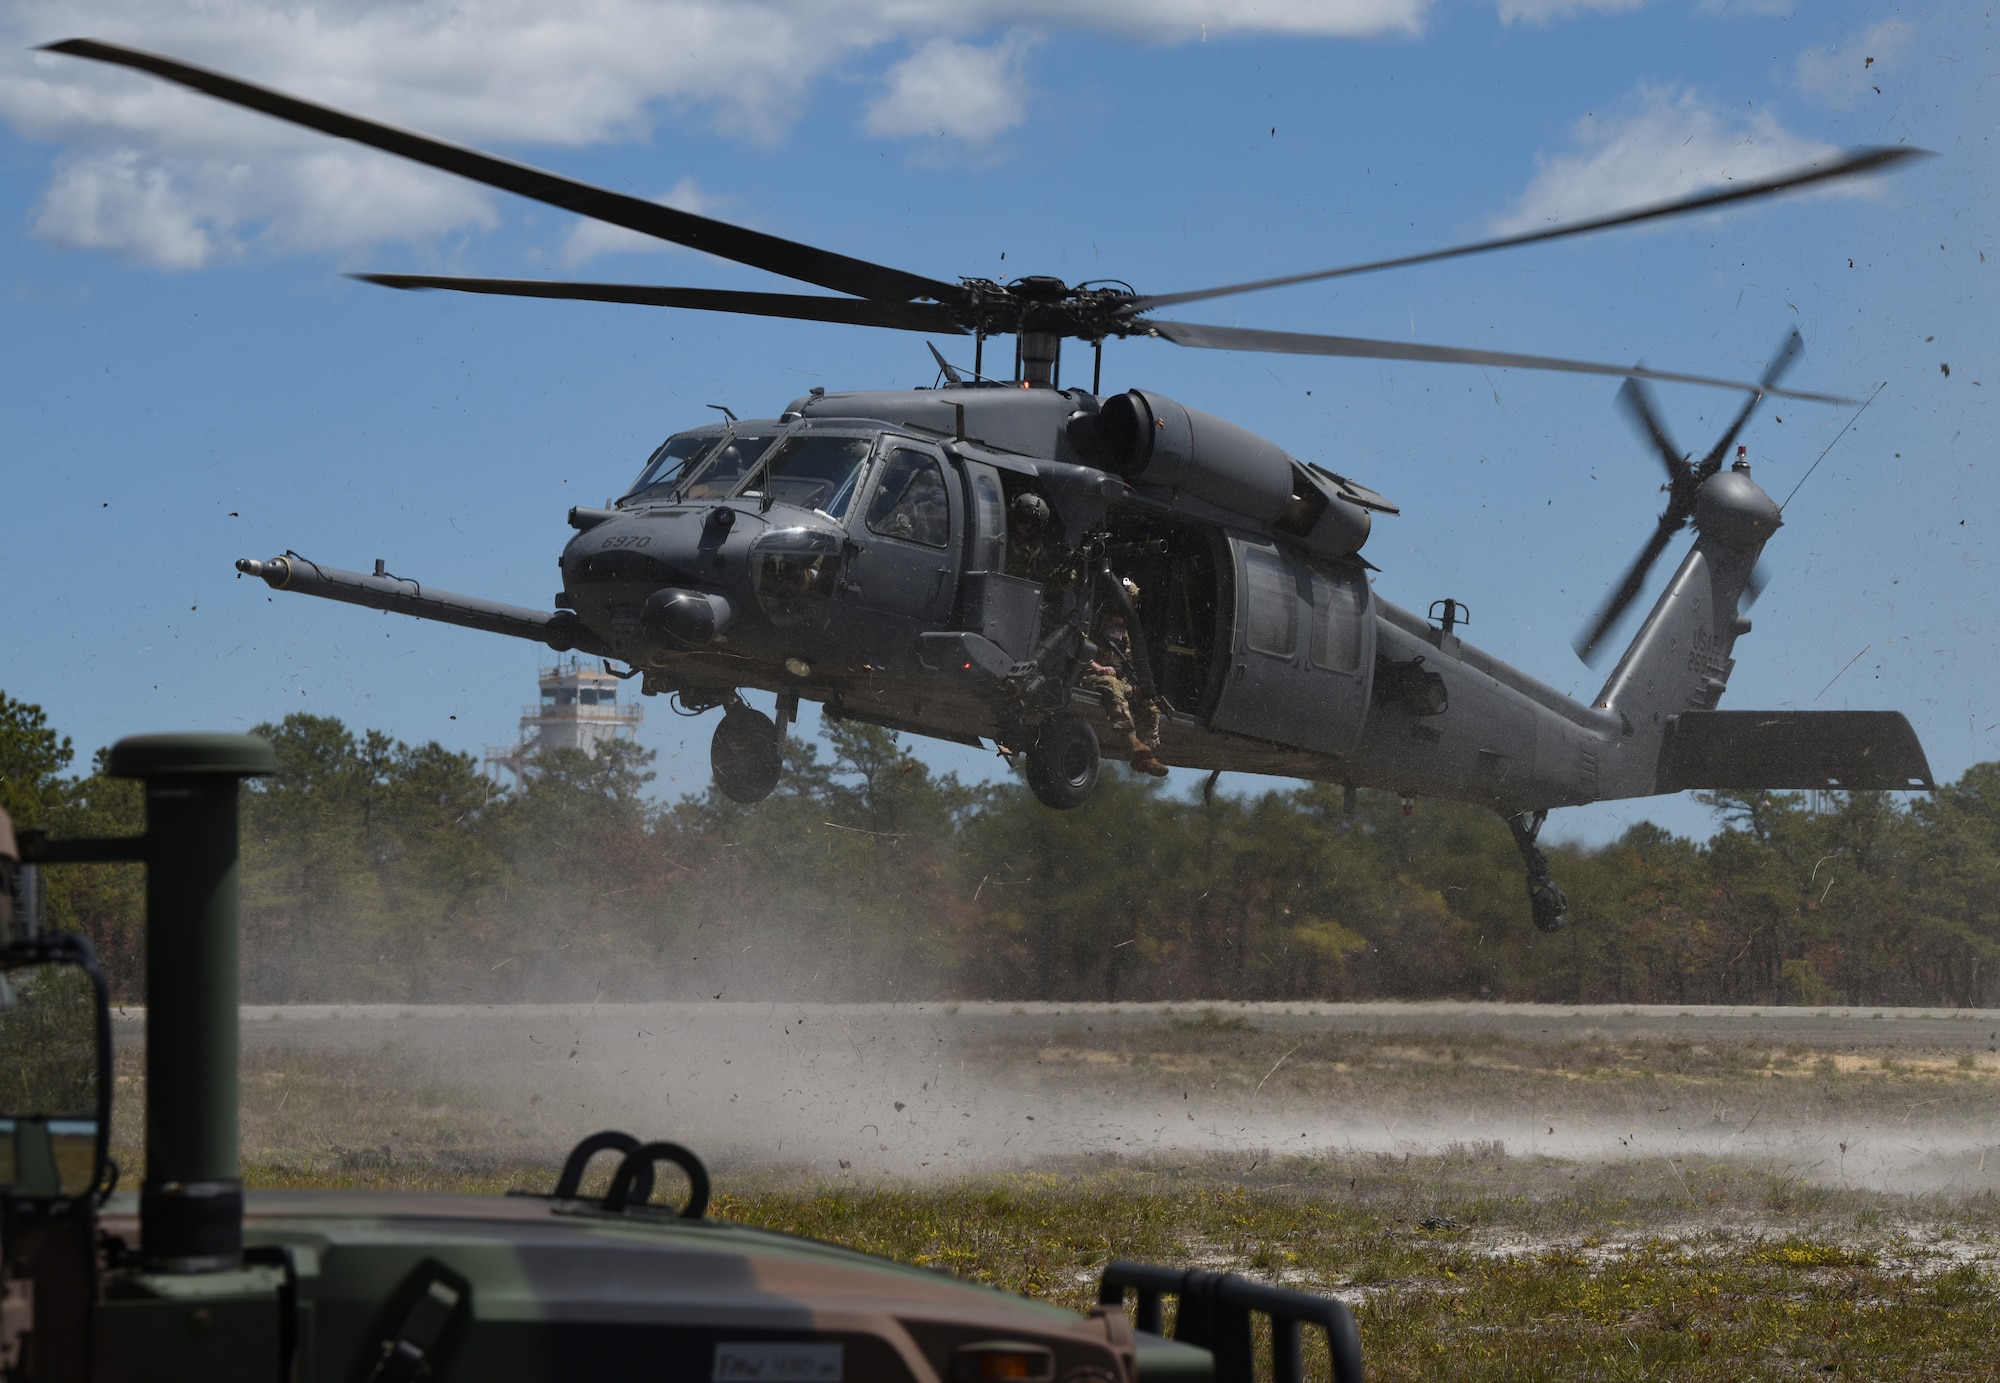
left=1082, top=613, right=1166, bottom=775
left=1007, top=532, right=1069, bottom=588
left=1005, top=495, right=1071, bottom=589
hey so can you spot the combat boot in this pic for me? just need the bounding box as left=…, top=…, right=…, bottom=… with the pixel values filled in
left=1129, top=743, right=1170, bottom=778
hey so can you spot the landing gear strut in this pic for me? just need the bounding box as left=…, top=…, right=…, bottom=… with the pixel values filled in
left=711, top=701, right=783, bottom=804
left=1505, top=809, right=1569, bottom=933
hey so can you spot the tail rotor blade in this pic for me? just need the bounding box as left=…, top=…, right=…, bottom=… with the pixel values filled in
left=1760, top=326, right=1806, bottom=389
left=1695, top=329, right=1805, bottom=478
left=1738, top=561, right=1773, bottom=615
left=1573, top=515, right=1682, bottom=665
left=1614, top=377, right=1687, bottom=484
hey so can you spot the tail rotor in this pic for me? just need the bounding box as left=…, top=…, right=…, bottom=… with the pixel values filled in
left=1572, top=330, right=1803, bottom=665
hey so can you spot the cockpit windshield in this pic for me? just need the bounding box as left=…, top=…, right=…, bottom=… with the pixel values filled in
left=623, top=432, right=719, bottom=504
left=679, top=434, right=777, bottom=499
left=743, top=433, right=875, bottom=518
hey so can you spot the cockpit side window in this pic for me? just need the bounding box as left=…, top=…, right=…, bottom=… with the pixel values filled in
left=680, top=434, right=776, bottom=500
left=865, top=448, right=950, bottom=548
left=623, top=432, right=718, bottom=504
left=747, top=434, right=875, bottom=517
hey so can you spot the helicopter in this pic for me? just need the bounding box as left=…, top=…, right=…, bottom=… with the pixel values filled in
left=49, top=38, right=1935, bottom=932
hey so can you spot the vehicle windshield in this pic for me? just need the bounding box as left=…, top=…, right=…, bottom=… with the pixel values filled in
left=744, top=433, right=875, bottom=518
left=680, top=434, right=777, bottom=500
left=622, top=432, right=720, bottom=504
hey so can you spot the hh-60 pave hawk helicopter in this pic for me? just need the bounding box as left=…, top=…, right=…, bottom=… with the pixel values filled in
left=53, top=39, right=1936, bottom=932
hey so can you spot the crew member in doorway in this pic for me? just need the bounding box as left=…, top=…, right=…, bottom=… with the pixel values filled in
left=1004, top=493, right=1069, bottom=587
left=1084, top=580, right=1168, bottom=778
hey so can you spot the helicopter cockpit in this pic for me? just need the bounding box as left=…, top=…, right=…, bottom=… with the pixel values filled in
left=620, top=429, right=719, bottom=504
left=619, top=425, right=781, bottom=506
left=741, top=430, right=874, bottom=517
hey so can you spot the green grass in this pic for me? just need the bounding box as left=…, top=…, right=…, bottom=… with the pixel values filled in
left=706, top=1160, right=2000, bottom=1382
left=220, top=1141, right=2000, bottom=1383
left=108, top=1024, right=2000, bottom=1380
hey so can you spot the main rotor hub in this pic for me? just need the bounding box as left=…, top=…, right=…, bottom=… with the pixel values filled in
left=954, top=276, right=1141, bottom=347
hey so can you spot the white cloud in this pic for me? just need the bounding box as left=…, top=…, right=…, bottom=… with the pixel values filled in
left=31, top=150, right=215, bottom=267
left=1049, top=0, right=1426, bottom=37
left=559, top=177, right=725, bottom=266
left=1795, top=18, right=1910, bottom=110
left=1489, top=85, right=1842, bottom=234
left=30, top=145, right=495, bottom=268
left=1496, top=0, right=1647, bottom=25
left=864, top=34, right=1036, bottom=144
left=0, top=0, right=1431, bottom=268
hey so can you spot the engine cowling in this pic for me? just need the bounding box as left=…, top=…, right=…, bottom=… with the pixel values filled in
left=1091, top=389, right=1371, bottom=558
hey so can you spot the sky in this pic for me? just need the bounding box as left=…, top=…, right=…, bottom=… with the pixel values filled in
left=1, top=0, right=1992, bottom=845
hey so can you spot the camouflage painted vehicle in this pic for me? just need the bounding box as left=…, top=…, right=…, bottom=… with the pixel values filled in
left=0, top=734, right=1362, bottom=1382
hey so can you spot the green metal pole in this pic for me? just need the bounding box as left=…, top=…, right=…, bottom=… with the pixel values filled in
left=108, top=734, right=273, bottom=1273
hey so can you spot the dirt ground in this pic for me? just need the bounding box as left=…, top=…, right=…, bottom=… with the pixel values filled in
left=110, top=999, right=2000, bottom=1189
left=106, top=1001, right=2000, bottom=1381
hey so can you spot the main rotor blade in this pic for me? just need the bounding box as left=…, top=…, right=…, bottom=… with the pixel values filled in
left=1146, top=319, right=1856, bottom=402
left=1694, top=327, right=1804, bottom=479
left=1573, top=514, right=1684, bottom=666
left=46, top=38, right=957, bottom=308
left=353, top=275, right=966, bottom=332
left=1127, top=145, right=1925, bottom=313
left=1614, top=378, right=1687, bottom=484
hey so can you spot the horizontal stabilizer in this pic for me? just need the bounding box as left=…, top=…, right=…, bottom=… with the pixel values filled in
left=1657, top=711, right=1933, bottom=792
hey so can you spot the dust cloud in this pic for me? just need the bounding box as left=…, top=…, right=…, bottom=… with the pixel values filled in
left=188, top=1000, right=2000, bottom=1193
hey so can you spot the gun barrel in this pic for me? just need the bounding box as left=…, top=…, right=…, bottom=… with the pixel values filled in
left=236, top=555, right=610, bottom=657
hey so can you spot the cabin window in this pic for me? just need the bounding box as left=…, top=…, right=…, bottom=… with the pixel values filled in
left=866, top=448, right=950, bottom=548
left=971, top=471, right=1006, bottom=572
left=1241, top=547, right=1296, bottom=659
left=1310, top=565, right=1364, bottom=675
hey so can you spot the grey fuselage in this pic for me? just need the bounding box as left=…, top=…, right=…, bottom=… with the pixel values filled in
left=532, top=382, right=1779, bottom=813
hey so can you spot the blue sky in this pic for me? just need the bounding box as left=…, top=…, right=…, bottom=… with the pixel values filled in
left=1, top=1, right=1991, bottom=844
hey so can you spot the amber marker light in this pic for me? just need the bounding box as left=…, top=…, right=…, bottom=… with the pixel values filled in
left=951, top=1341, right=1055, bottom=1382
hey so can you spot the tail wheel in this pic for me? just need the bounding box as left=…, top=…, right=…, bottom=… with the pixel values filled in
left=711, top=706, right=783, bottom=804
left=1025, top=711, right=1100, bottom=810
left=1529, top=881, right=1570, bottom=933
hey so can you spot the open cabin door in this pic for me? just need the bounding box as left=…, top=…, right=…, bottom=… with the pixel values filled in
left=1209, top=537, right=1374, bottom=758
left=954, top=459, right=1043, bottom=661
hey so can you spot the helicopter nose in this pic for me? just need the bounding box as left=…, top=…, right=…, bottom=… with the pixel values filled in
left=560, top=512, right=700, bottom=587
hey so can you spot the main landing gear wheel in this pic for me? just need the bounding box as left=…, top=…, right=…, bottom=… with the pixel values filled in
left=711, top=706, right=783, bottom=804
left=1024, top=712, right=1100, bottom=811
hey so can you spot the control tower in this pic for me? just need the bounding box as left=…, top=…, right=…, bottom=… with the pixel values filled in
left=485, top=659, right=642, bottom=788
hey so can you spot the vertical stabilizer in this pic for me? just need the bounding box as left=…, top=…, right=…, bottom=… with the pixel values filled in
left=1593, top=466, right=1780, bottom=799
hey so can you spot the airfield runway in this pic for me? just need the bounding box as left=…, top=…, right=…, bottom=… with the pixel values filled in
left=119, top=1001, right=2000, bottom=1190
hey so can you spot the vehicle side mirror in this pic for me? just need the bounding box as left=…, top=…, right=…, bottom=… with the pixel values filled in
left=0, top=935, right=112, bottom=1202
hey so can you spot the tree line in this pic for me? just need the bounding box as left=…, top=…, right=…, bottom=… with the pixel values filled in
left=3, top=690, right=1995, bottom=1008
